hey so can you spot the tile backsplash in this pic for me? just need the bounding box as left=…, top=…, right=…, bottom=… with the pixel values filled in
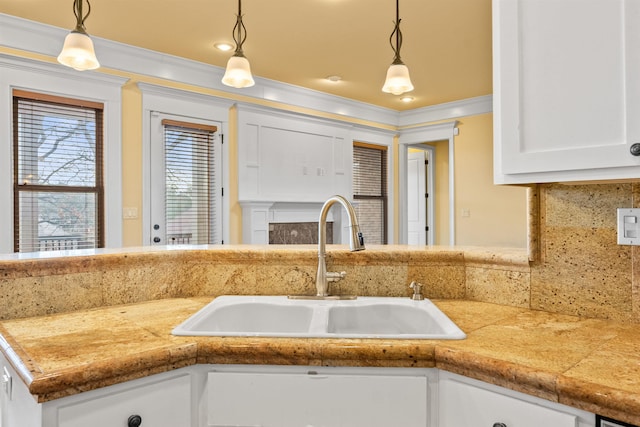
left=532, top=182, right=635, bottom=322
left=0, top=182, right=639, bottom=323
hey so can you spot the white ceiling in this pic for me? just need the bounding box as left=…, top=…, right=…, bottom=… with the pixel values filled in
left=0, top=0, right=493, bottom=111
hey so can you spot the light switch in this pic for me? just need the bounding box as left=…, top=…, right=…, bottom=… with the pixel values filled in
left=617, top=208, right=640, bottom=245
left=122, top=207, right=138, bottom=219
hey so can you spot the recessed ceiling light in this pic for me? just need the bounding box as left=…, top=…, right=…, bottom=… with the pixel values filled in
left=214, top=42, right=234, bottom=52
left=400, top=96, right=414, bottom=103
left=326, top=75, right=342, bottom=83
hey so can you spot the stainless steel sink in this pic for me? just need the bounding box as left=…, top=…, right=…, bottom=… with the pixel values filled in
left=172, top=295, right=466, bottom=339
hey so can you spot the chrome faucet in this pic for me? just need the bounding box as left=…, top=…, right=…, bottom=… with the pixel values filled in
left=315, top=195, right=365, bottom=297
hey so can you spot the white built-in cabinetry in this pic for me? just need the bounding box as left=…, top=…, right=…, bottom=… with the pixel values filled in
left=438, top=371, right=593, bottom=427
left=237, top=105, right=352, bottom=204
left=493, top=0, right=640, bottom=184
left=207, top=366, right=434, bottom=427
left=0, top=360, right=192, bottom=427
left=236, top=105, right=357, bottom=244
left=0, top=356, right=598, bottom=427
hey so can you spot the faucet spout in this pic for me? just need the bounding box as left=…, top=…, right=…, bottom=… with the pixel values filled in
left=316, top=195, right=365, bottom=297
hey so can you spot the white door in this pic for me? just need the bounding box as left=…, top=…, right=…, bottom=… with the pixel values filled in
left=149, top=112, right=223, bottom=245
left=407, top=150, right=427, bottom=245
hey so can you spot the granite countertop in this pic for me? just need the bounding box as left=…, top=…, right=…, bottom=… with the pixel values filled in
left=1, top=297, right=639, bottom=425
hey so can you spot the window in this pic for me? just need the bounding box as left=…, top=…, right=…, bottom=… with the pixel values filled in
left=13, top=90, right=104, bottom=253
left=353, top=142, right=388, bottom=244
left=162, top=119, right=219, bottom=245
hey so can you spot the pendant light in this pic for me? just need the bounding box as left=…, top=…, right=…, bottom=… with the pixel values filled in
left=57, top=0, right=100, bottom=71
left=222, top=0, right=255, bottom=88
left=382, top=0, right=414, bottom=96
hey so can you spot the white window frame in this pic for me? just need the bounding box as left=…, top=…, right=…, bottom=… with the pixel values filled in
left=0, top=56, right=126, bottom=254
left=139, top=83, right=232, bottom=246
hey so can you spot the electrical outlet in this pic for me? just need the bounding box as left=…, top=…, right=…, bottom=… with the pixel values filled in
left=617, top=208, right=640, bottom=245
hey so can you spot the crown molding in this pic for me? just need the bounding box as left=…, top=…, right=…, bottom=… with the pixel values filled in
left=0, top=13, right=491, bottom=129
left=399, top=95, right=493, bottom=128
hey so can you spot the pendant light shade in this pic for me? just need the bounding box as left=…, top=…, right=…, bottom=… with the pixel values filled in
left=382, top=0, right=414, bottom=95
left=57, top=30, right=99, bottom=71
left=382, top=63, right=414, bottom=96
left=222, top=55, right=255, bottom=88
left=57, top=0, right=100, bottom=71
left=222, top=0, right=255, bottom=88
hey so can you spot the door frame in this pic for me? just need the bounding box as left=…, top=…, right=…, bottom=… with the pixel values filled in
left=398, top=121, right=458, bottom=245
left=140, top=83, right=232, bottom=246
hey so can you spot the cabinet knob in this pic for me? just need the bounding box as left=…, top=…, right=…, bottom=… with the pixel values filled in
left=492, top=423, right=507, bottom=427
left=128, top=415, right=142, bottom=427
left=630, top=143, right=640, bottom=156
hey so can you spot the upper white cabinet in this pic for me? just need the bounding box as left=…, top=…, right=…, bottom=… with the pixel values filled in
left=237, top=106, right=353, bottom=202
left=493, top=0, right=640, bottom=184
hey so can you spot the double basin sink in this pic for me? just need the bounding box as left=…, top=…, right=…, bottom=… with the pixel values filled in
left=172, top=295, right=466, bottom=340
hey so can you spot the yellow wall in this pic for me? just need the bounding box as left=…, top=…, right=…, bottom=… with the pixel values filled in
left=454, top=113, right=527, bottom=247
left=121, top=82, right=143, bottom=246
left=406, top=114, right=527, bottom=248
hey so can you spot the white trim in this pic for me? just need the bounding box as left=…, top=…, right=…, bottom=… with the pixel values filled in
left=0, top=55, right=126, bottom=253
left=139, top=83, right=233, bottom=246
left=399, top=95, right=493, bottom=128
left=398, top=122, right=458, bottom=245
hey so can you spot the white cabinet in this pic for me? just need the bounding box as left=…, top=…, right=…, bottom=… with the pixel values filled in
left=237, top=105, right=352, bottom=203
left=206, top=366, right=436, bottom=427
left=0, top=353, right=193, bottom=427
left=438, top=371, right=594, bottom=427
left=0, top=352, right=599, bottom=427
left=51, top=371, right=192, bottom=427
left=493, top=0, right=640, bottom=184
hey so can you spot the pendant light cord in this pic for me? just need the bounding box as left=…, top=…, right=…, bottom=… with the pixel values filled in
left=389, top=0, right=404, bottom=65
left=232, top=0, right=248, bottom=57
left=72, top=0, right=91, bottom=34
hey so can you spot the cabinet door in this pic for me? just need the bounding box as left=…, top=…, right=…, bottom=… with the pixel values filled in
left=207, top=370, right=429, bottom=427
left=494, top=0, right=640, bottom=183
left=54, top=372, right=191, bottom=427
left=439, top=374, right=586, bottom=427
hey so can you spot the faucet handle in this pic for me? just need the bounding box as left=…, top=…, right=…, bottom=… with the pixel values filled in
left=326, top=271, right=347, bottom=283
left=409, top=281, right=425, bottom=300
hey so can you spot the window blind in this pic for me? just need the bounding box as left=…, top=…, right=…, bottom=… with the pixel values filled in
left=353, top=142, right=388, bottom=244
left=13, top=90, right=104, bottom=253
left=162, top=120, right=218, bottom=245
